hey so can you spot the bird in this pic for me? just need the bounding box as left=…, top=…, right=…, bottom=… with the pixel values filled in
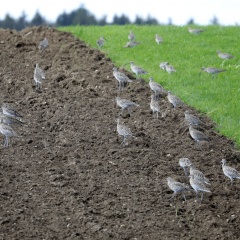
left=217, top=51, right=234, bottom=60
left=217, top=51, right=235, bottom=67
left=2, top=103, right=23, bottom=119
left=124, top=41, right=141, bottom=48
left=0, top=122, right=19, bottom=147
left=38, top=37, right=49, bottom=51
left=155, top=34, right=163, bottom=44
left=149, top=77, right=164, bottom=99
left=188, top=27, right=204, bottom=35
left=130, top=62, right=148, bottom=79
left=189, top=174, right=211, bottom=202
left=34, top=63, right=46, bottom=90
left=96, top=37, right=105, bottom=49
left=150, top=95, right=160, bottom=119
left=116, top=119, right=135, bottom=146
left=184, top=110, right=205, bottom=126
left=166, top=177, right=190, bottom=202
left=116, top=97, right=139, bottom=116
left=189, top=124, right=209, bottom=144
left=113, top=67, right=132, bottom=92
left=179, top=158, right=192, bottom=176
left=165, top=64, right=176, bottom=74
left=221, top=159, right=240, bottom=185
left=159, top=62, right=169, bottom=71
left=128, top=30, right=135, bottom=42
left=201, top=67, right=226, bottom=78
left=167, top=91, right=182, bottom=108
left=0, top=113, right=24, bottom=126
left=189, top=165, right=211, bottom=185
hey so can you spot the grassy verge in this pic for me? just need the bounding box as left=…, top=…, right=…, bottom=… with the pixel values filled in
left=59, top=25, right=240, bottom=147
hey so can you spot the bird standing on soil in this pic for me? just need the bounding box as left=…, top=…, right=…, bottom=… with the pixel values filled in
left=150, top=95, right=160, bottom=119
left=116, top=119, right=135, bottom=146
left=189, top=123, right=209, bottom=144
left=0, top=122, right=19, bottom=147
left=130, top=61, right=148, bottom=79
left=116, top=97, right=139, bottom=116
left=96, top=37, right=105, bottom=49
left=155, top=34, right=163, bottom=44
left=113, top=67, right=132, bottom=92
left=179, top=158, right=192, bottom=176
left=38, top=37, right=49, bottom=52
left=188, top=28, right=204, bottom=35
left=124, top=41, right=141, bottom=48
left=189, top=165, right=211, bottom=185
left=201, top=67, right=226, bottom=78
left=166, top=177, right=190, bottom=201
left=0, top=113, right=24, bottom=126
left=34, top=63, right=46, bottom=91
left=167, top=91, right=182, bottom=108
left=128, top=30, right=135, bottom=42
left=189, top=174, right=211, bottom=202
left=221, top=159, right=240, bottom=185
left=149, top=77, right=164, bottom=99
left=184, top=110, right=205, bottom=126
left=2, top=103, right=23, bottom=119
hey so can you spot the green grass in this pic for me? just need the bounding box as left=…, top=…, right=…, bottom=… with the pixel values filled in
left=59, top=25, right=240, bottom=147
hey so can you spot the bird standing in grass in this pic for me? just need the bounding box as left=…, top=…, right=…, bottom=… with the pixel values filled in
left=96, top=37, right=105, bottom=49
left=128, top=30, right=135, bottom=42
left=217, top=51, right=235, bottom=67
left=165, top=64, right=176, bottom=74
left=124, top=41, right=141, bottom=48
left=167, top=177, right=190, bottom=202
left=221, top=159, right=240, bottom=185
left=117, top=119, right=135, bottom=146
left=159, top=62, right=169, bottom=71
left=113, top=67, right=132, bottom=92
left=188, top=28, right=204, bottom=35
left=201, top=67, right=226, bottom=78
left=116, top=97, right=139, bottom=116
left=130, top=61, right=148, bottom=79
left=155, top=34, right=163, bottom=44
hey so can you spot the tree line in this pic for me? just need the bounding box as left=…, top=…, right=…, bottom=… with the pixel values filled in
left=0, top=6, right=220, bottom=30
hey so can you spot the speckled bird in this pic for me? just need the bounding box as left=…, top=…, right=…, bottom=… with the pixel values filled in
left=113, top=67, right=132, bottom=92
left=167, top=177, right=190, bottom=201
left=149, top=77, right=164, bottom=99
left=179, top=158, right=192, bottom=176
left=124, top=41, right=141, bottom=48
left=96, top=37, right=105, bottom=49
left=159, top=62, right=169, bottom=71
left=167, top=91, right=182, bottom=108
left=130, top=61, right=148, bottom=78
left=221, top=159, right=240, bottom=185
left=38, top=37, right=49, bottom=51
left=165, top=64, right=176, bottom=74
left=2, top=103, right=23, bottom=119
left=201, top=67, right=226, bottom=78
left=116, top=97, right=139, bottom=116
left=117, top=119, right=135, bottom=146
left=155, top=34, right=163, bottom=44
left=189, top=174, right=211, bottom=202
left=189, top=124, right=209, bottom=143
left=188, top=27, right=204, bottom=35
left=184, top=110, right=205, bottom=126
left=150, top=95, right=160, bottom=119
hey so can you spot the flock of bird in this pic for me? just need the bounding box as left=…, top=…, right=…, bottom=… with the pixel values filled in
left=0, top=37, right=49, bottom=147
left=97, top=28, right=239, bottom=203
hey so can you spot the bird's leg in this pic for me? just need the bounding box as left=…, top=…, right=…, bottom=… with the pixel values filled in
left=183, top=167, right=189, bottom=176
left=156, top=112, right=158, bottom=119
left=170, top=193, right=176, bottom=202
left=221, top=60, right=226, bottom=68
left=182, top=193, right=187, bottom=201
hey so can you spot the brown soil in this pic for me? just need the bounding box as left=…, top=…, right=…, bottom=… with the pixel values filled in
left=0, top=26, right=240, bottom=240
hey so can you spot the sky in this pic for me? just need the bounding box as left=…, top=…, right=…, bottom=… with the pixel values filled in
left=0, top=0, right=240, bottom=25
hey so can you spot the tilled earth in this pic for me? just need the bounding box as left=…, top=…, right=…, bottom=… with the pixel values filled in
left=0, top=26, right=240, bottom=240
